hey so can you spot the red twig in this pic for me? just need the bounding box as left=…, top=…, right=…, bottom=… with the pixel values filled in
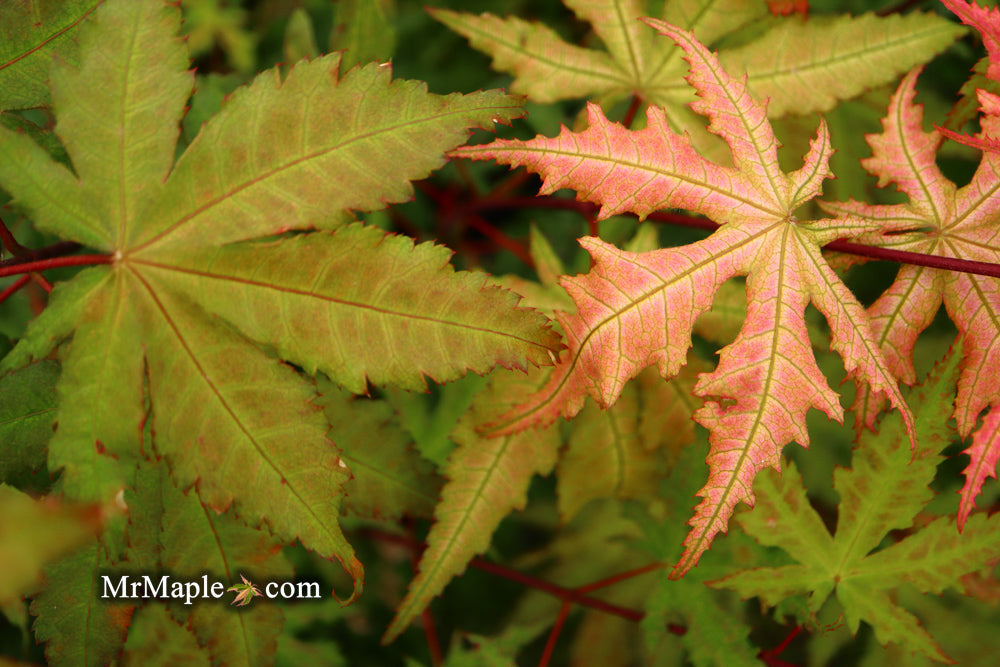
left=0, top=216, right=26, bottom=255
left=29, top=273, right=53, bottom=293
left=471, top=194, right=1000, bottom=279
left=0, top=241, right=83, bottom=271
left=360, top=528, right=650, bottom=623
left=487, top=169, right=532, bottom=201
left=576, top=561, right=665, bottom=594
left=824, top=239, right=1000, bottom=278
left=0, top=275, right=31, bottom=305
left=622, top=95, right=643, bottom=129
left=0, top=254, right=112, bottom=279
left=467, top=556, right=644, bottom=622
left=420, top=606, right=443, bottom=666
left=465, top=214, right=533, bottom=266
left=759, top=625, right=803, bottom=667
left=405, top=522, right=442, bottom=666
left=538, top=601, right=572, bottom=667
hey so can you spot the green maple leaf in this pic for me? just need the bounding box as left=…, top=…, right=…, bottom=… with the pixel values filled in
left=434, top=0, right=962, bottom=148
left=0, top=0, right=559, bottom=602
left=716, top=347, right=1000, bottom=663
left=0, top=0, right=99, bottom=111
left=126, top=460, right=291, bottom=664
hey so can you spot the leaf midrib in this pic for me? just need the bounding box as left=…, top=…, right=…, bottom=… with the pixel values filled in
left=130, top=100, right=523, bottom=252
left=735, top=22, right=959, bottom=85
left=127, top=267, right=341, bottom=551
left=490, top=221, right=779, bottom=432
left=465, top=143, right=782, bottom=217
left=132, top=260, right=553, bottom=351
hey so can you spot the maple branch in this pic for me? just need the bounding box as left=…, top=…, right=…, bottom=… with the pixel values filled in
left=826, top=239, right=1000, bottom=279
left=468, top=557, right=648, bottom=623
left=622, top=95, right=643, bottom=128
left=465, top=213, right=534, bottom=266
left=0, top=252, right=112, bottom=279
left=759, top=625, right=804, bottom=667
left=360, top=528, right=662, bottom=626
left=0, top=241, right=84, bottom=270
left=0, top=215, right=27, bottom=255
left=576, top=561, right=665, bottom=594
left=0, top=275, right=31, bottom=306
left=538, top=601, right=572, bottom=667
left=474, top=193, right=1000, bottom=278
left=406, top=521, right=443, bottom=667
left=30, top=273, right=53, bottom=293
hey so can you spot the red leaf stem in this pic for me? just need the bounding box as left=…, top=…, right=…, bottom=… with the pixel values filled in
left=29, top=273, right=53, bottom=293
left=0, top=216, right=26, bottom=255
left=360, top=528, right=650, bottom=623
left=621, top=95, right=643, bottom=129
left=538, top=601, right=572, bottom=667
left=472, top=193, right=1000, bottom=278
left=576, top=561, right=665, bottom=594
left=0, top=275, right=31, bottom=305
left=0, top=241, right=83, bottom=271
left=0, top=254, right=111, bottom=279
left=465, top=213, right=533, bottom=266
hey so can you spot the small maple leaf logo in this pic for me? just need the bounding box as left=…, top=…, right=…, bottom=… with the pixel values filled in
left=227, top=575, right=262, bottom=607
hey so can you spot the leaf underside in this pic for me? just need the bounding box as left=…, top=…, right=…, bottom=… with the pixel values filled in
left=456, top=19, right=914, bottom=576
left=0, top=0, right=557, bottom=618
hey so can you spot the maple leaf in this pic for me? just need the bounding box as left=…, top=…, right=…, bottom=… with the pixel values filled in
left=942, top=0, right=1000, bottom=82
left=121, top=606, right=208, bottom=667
left=228, top=575, right=263, bottom=607
left=0, top=360, right=58, bottom=480
left=30, top=540, right=133, bottom=666
left=124, top=460, right=291, bottom=665
left=935, top=0, right=1000, bottom=150
left=820, top=66, right=1000, bottom=527
left=0, top=0, right=98, bottom=111
left=383, top=366, right=562, bottom=642
left=456, top=20, right=915, bottom=576
left=432, top=0, right=961, bottom=139
left=717, top=347, right=997, bottom=663
left=316, top=380, right=441, bottom=522
left=0, top=0, right=559, bottom=602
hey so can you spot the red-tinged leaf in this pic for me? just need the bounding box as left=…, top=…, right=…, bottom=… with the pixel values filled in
left=142, top=226, right=560, bottom=394
left=822, top=67, right=1000, bottom=516
left=942, top=0, right=1000, bottom=82
left=938, top=88, right=1000, bottom=152
left=459, top=21, right=914, bottom=576
left=384, top=367, right=561, bottom=643
left=133, top=282, right=362, bottom=602
left=31, top=542, right=133, bottom=667
left=957, top=408, right=1000, bottom=528
left=0, top=0, right=99, bottom=111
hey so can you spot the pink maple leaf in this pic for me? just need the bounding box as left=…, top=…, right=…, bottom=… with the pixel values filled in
left=823, top=65, right=1000, bottom=528
left=456, top=20, right=915, bottom=575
